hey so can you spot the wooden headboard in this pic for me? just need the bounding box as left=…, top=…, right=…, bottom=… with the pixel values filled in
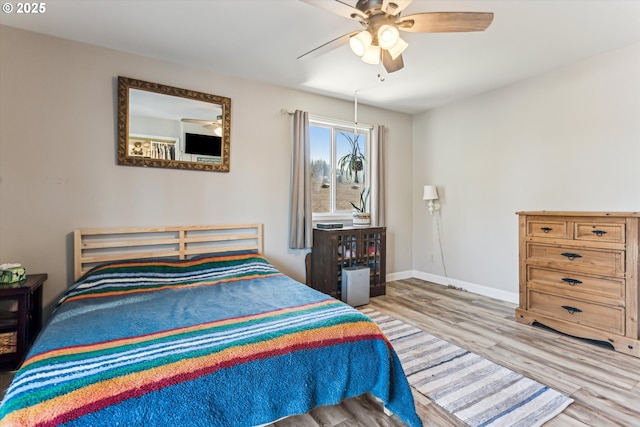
left=74, top=224, right=263, bottom=281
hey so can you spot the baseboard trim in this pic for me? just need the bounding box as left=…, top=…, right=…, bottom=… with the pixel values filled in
left=386, top=271, right=414, bottom=282
left=386, top=270, right=518, bottom=304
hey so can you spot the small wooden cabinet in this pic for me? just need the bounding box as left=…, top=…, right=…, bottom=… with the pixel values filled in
left=308, top=226, right=386, bottom=300
left=0, top=274, right=47, bottom=369
left=516, top=212, right=639, bottom=358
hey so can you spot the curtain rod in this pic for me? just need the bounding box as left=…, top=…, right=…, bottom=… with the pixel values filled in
left=280, top=108, right=376, bottom=131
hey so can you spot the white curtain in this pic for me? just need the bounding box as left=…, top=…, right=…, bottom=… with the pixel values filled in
left=370, top=125, right=386, bottom=226
left=289, top=110, right=313, bottom=249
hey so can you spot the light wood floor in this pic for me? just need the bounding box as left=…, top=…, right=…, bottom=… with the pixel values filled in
left=275, top=278, right=640, bottom=426
left=3, top=279, right=640, bottom=426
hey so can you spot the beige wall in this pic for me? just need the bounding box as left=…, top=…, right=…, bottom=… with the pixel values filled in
left=0, top=26, right=414, bottom=308
left=4, top=25, right=636, bottom=311
left=412, top=42, right=640, bottom=301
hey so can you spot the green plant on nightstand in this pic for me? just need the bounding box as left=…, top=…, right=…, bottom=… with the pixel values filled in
left=352, top=187, right=371, bottom=226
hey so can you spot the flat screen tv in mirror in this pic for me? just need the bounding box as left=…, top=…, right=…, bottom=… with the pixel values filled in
left=185, top=133, right=222, bottom=157
left=117, top=76, right=231, bottom=172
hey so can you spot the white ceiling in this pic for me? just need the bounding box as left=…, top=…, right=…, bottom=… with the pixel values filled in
left=2, top=0, right=639, bottom=114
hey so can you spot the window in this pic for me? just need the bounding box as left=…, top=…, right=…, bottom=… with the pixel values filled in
left=309, top=116, right=371, bottom=219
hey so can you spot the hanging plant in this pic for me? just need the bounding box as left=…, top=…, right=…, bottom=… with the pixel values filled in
left=337, top=132, right=366, bottom=186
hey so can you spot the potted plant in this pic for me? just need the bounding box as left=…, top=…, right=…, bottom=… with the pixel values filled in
left=338, top=132, right=366, bottom=189
left=351, top=187, right=371, bottom=226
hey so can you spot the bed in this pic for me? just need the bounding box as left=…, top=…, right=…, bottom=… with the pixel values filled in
left=0, top=224, right=420, bottom=427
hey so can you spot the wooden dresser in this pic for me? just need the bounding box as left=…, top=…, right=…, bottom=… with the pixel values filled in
left=516, top=211, right=639, bottom=358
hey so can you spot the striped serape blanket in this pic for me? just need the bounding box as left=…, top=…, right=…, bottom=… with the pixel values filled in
left=0, top=253, right=420, bottom=427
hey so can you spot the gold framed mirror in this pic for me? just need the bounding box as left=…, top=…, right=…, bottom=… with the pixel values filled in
left=117, top=76, right=231, bottom=172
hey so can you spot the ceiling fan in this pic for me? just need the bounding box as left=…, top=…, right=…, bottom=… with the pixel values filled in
left=298, top=0, right=494, bottom=73
left=181, top=115, right=223, bottom=136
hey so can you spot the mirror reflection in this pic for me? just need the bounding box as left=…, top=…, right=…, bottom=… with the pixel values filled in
left=117, top=76, right=231, bottom=172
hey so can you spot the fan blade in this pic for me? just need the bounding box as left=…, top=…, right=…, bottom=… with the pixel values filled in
left=299, top=0, right=367, bottom=20
left=382, top=50, right=404, bottom=73
left=181, top=118, right=214, bottom=125
left=298, top=31, right=359, bottom=60
left=398, top=12, right=494, bottom=33
left=382, top=0, right=412, bottom=16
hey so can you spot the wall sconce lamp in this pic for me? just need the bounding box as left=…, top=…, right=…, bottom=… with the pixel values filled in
left=423, top=185, right=440, bottom=215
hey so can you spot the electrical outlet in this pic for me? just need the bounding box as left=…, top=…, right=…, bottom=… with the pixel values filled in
left=430, top=253, right=436, bottom=262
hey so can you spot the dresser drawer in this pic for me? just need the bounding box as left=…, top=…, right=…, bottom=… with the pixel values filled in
left=527, top=266, right=625, bottom=303
left=526, top=219, right=568, bottom=239
left=526, top=243, right=625, bottom=277
left=528, top=290, right=625, bottom=335
left=574, top=221, right=625, bottom=244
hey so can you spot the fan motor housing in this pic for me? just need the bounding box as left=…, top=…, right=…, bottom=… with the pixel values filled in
left=355, top=0, right=385, bottom=15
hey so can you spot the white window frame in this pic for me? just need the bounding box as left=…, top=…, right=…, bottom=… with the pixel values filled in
left=309, top=115, right=373, bottom=222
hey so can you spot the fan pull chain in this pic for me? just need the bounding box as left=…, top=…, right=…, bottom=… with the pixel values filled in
left=378, top=58, right=386, bottom=82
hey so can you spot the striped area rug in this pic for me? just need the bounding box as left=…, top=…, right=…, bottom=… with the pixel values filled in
left=361, top=308, right=573, bottom=427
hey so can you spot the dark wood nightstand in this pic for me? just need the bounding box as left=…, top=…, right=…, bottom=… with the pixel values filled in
left=0, top=274, right=46, bottom=370
left=308, top=227, right=386, bottom=300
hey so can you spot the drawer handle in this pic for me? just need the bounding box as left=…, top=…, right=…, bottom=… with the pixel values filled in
left=540, top=227, right=553, bottom=233
left=561, top=305, right=583, bottom=315
left=561, top=277, right=583, bottom=286
left=591, top=229, right=607, bottom=237
left=561, top=252, right=582, bottom=260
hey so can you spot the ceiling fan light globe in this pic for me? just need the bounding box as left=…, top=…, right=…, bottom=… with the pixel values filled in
left=349, top=30, right=372, bottom=57
left=361, top=45, right=381, bottom=65
left=213, top=127, right=222, bottom=137
left=388, top=37, right=408, bottom=60
left=377, top=24, right=400, bottom=50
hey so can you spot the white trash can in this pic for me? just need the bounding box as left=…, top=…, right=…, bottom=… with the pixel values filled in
left=341, top=266, right=370, bottom=307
